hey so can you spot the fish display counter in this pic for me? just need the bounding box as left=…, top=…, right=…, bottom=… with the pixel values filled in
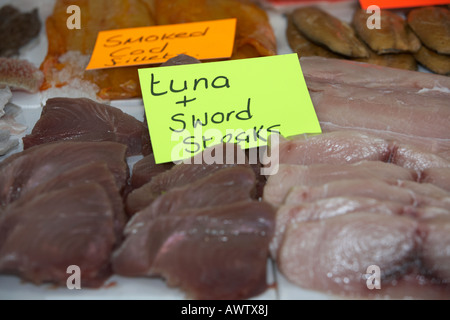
left=0, top=0, right=449, bottom=301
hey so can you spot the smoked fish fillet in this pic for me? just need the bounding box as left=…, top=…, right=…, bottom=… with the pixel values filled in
left=408, top=6, right=450, bottom=55
left=352, top=8, right=421, bottom=54
left=151, top=0, right=277, bottom=59
left=290, top=7, right=369, bottom=58
left=41, top=0, right=276, bottom=100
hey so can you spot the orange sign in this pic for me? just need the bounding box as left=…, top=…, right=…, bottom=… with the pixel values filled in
left=360, top=0, right=450, bottom=9
left=86, top=19, right=237, bottom=70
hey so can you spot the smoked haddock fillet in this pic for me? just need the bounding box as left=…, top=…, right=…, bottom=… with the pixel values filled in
left=41, top=0, right=276, bottom=100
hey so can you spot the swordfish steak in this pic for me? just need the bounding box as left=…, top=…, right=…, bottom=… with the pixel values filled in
left=284, top=179, right=450, bottom=210
left=278, top=212, right=421, bottom=297
left=309, top=83, right=450, bottom=142
left=270, top=197, right=407, bottom=259
left=420, top=168, right=450, bottom=192
left=267, top=131, right=392, bottom=167
left=300, top=56, right=450, bottom=91
left=421, top=216, right=450, bottom=281
left=263, top=161, right=416, bottom=206
left=267, top=131, right=450, bottom=172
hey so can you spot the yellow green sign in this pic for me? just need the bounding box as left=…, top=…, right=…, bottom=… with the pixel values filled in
left=138, top=53, right=322, bottom=164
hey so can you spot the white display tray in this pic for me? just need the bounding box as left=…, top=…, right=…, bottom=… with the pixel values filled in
left=0, top=0, right=425, bottom=300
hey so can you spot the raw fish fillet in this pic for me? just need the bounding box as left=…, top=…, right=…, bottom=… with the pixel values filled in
left=308, top=83, right=450, bottom=160
left=126, top=163, right=237, bottom=214
left=127, top=165, right=255, bottom=216
left=267, top=131, right=391, bottom=167
left=263, top=162, right=416, bottom=206
left=130, top=153, right=174, bottom=190
left=269, top=131, right=450, bottom=172
left=284, top=179, right=450, bottom=210
left=23, top=98, right=151, bottom=156
left=309, top=84, right=450, bottom=141
left=421, top=168, right=450, bottom=192
left=279, top=197, right=408, bottom=224
left=278, top=212, right=421, bottom=296
left=11, top=162, right=127, bottom=241
left=0, top=58, right=44, bottom=93
left=408, top=6, right=450, bottom=55
left=42, top=0, right=276, bottom=100
left=300, top=56, right=450, bottom=91
left=0, top=183, right=116, bottom=288
left=352, top=8, right=421, bottom=54
left=0, top=141, right=129, bottom=207
left=127, top=166, right=255, bottom=218
left=399, top=180, right=450, bottom=201
left=290, top=7, right=369, bottom=58
left=319, top=122, right=450, bottom=162
left=112, top=201, right=275, bottom=299
left=421, top=216, right=450, bottom=281
left=391, top=143, right=450, bottom=171
left=126, top=143, right=252, bottom=212
left=0, top=5, right=41, bottom=57
left=271, top=197, right=407, bottom=258
left=245, top=147, right=268, bottom=199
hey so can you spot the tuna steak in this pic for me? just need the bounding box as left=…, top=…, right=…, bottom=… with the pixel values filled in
left=0, top=183, right=116, bottom=288
left=113, top=201, right=275, bottom=299
left=130, top=153, right=174, bottom=190
left=22, top=98, right=151, bottom=156
left=0, top=141, right=129, bottom=207
left=10, top=162, right=127, bottom=240
left=126, top=143, right=254, bottom=213
left=126, top=166, right=256, bottom=216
